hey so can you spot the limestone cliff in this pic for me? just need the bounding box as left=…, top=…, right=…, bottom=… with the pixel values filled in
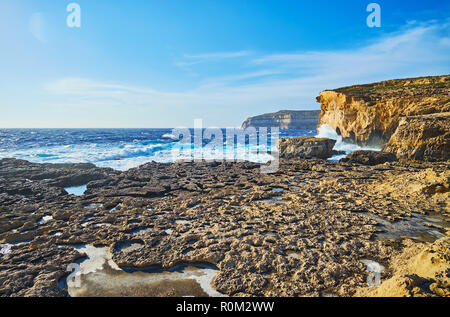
left=242, top=110, right=320, bottom=130
left=382, top=112, right=450, bottom=162
left=317, top=75, right=450, bottom=146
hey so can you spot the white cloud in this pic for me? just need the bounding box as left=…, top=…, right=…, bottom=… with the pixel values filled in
left=174, top=50, right=253, bottom=71
left=184, top=50, right=252, bottom=60
left=29, top=13, right=47, bottom=43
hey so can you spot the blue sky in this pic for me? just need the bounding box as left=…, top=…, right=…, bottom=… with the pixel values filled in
left=0, top=0, right=449, bottom=128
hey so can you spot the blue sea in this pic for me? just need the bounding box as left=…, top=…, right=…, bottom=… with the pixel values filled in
left=0, top=128, right=316, bottom=171
left=0, top=127, right=377, bottom=171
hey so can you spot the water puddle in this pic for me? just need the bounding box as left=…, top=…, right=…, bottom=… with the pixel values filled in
left=361, top=212, right=448, bottom=242
left=111, top=203, right=122, bottom=211
left=0, top=244, right=12, bottom=255
left=176, top=220, right=191, bottom=225
left=83, top=203, right=103, bottom=210
left=1, top=240, right=32, bottom=255
left=17, top=228, right=36, bottom=234
left=38, top=215, right=53, bottom=224
left=271, top=188, right=285, bottom=193
left=263, top=231, right=277, bottom=238
left=60, top=244, right=225, bottom=297
left=165, top=229, right=174, bottom=235
left=65, top=185, right=87, bottom=196
left=94, top=223, right=112, bottom=228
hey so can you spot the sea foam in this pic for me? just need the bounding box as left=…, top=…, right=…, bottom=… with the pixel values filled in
left=316, top=125, right=380, bottom=161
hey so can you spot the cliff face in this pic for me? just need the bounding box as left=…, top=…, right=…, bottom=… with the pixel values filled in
left=242, top=110, right=320, bottom=129
left=317, top=75, right=450, bottom=146
left=276, top=137, right=336, bottom=159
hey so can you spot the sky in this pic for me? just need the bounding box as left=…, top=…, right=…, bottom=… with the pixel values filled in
left=0, top=0, right=449, bottom=128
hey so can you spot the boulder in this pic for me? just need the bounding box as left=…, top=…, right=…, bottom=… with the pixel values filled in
left=339, top=150, right=397, bottom=165
left=277, top=137, right=336, bottom=160
left=382, top=112, right=450, bottom=162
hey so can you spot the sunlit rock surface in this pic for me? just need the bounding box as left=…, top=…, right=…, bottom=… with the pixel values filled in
left=382, top=112, right=450, bottom=162
left=317, top=75, right=450, bottom=146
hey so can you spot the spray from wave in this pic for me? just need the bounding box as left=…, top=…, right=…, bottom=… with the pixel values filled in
left=316, top=125, right=380, bottom=161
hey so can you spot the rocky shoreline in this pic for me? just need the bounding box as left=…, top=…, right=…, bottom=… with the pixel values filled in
left=0, top=157, right=448, bottom=297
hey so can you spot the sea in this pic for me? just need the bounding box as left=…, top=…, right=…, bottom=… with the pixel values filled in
left=0, top=126, right=377, bottom=171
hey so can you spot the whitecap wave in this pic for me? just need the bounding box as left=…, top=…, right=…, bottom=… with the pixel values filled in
left=316, top=125, right=380, bottom=161
left=1, top=138, right=277, bottom=171
left=161, top=133, right=179, bottom=140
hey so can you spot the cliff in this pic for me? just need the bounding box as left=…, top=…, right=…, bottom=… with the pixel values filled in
left=316, top=75, right=450, bottom=146
left=242, top=110, right=321, bottom=130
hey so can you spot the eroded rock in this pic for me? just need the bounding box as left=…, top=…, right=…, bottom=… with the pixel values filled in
left=277, top=137, right=336, bottom=160
left=317, top=75, right=450, bottom=146
left=0, top=158, right=448, bottom=297
left=382, top=112, right=450, bottom=162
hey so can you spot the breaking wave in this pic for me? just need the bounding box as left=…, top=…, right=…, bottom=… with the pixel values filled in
left=316, top=125, right=380, bottom=161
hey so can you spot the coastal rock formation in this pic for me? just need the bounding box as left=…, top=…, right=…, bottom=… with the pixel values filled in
left=382, top=112, right=450, bottom=162
left=242, top=110, right=320, bottom=130
left=340, top=150, right=397, bottom=166
left=276, top=137, right=336, bottom=159
left=317, top=75, right=450, bottom=146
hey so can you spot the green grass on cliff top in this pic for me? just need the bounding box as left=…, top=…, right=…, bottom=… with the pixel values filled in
left=333, top=75, right=450, bottom=94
